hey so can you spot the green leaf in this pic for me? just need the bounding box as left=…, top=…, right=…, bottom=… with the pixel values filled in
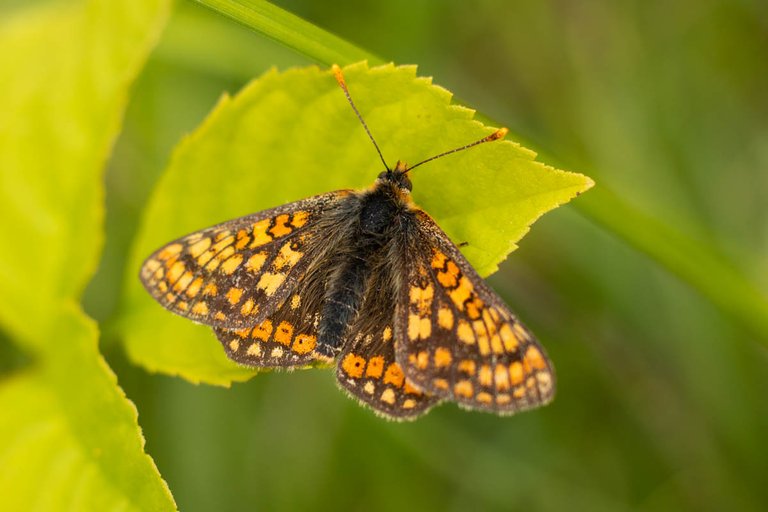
left=0, top=1, right=176, bottom=510
left=0, top=306, right=175, bottom=511
left=0, top=0, right=167, bottom=339
left=118, top=62, right=592, bottom=384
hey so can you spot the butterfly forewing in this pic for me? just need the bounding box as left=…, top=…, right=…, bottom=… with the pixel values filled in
left=395, top=211, right=556, bottom=414
left=336, top=258, right=441, bottom=420
left=140, top=192, right=348, bottom=329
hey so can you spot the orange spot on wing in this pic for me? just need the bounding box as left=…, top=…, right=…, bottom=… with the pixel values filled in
left=173, top=271, right=193, bottom=292
left=252, top=319, right=273, bottom=341
left=292, top=334, right=316, bottom=354
left=249, top=219, right=273, bottom=248
left=211, top=235, right=234, bottom=254
left=473, top=320, right=490, bottom=356
left=525, top=346, right=547, bottom=370
left=499, top=323, right=518, bottom=352
left=383, top=363, right=405, bottom=387
left=458, top=359, right=476, bottom=375
left=477, top=392, right=493, bottom=404
left=291, top=211, right=309, bottom=227
left=220, top=254, right=244, bottom=275
left=415, top=351, right=429, bottom=370
left=437, top=270, right=458, bottom=288
left=454, top=380, right=474, bottom=398
left=509, top=362, right=524, bottom=385
left=167, top=261, right=186, bottom=284
left=158, top=244, right=183, bottom=260
left=274, top=321, right=294, bottom=346
left=191, top=302, right=209, bottom=315
left=404, top=381, right=422, bottom=395
left=365, top=356, right=384, bottom=378
left=226, top=287, right=243, bottom=305
left=186, top=277, right=203, bottom=298
left=437, top=260, right=460, bottom=288
left=478, top=365, right=493, bottom=387
left=407, top=314, right=420, bottom=341
left=240, top=299, right=255, bottom=316
left=448, top=277, right=473, bottom=310
left=465, top=297, right=484, bottom=320
left=437, top=307, right=454, bottom=329
left=409, top=284, right=434, bottom=314
left=256, top=272, right=286, bottom=295
left=273, top=242, right=302, bottom=270
left=214, top=230, right=231, bottom=242
left=341, top=353, right=366, bottom=379
left=433, top=347, right=452, bottom=368
left=457, top=320, right=475, bottom=345
left=490, top=333, right=504, bottom=355
left=187, top=238, right=211, bottom=258
left=269, top=214, right=293, bottom=237
left=235, top=230, right=251, bottom=249
left=380, top=388, right=396, bottom=404
left=431, top=251, right=447, bottom=269
left=246, top=252, right=267, bottom=274
left=433, top=378, right=449, bottom=390
left=495, top=364, right=510, bottom=391
left=214, top=246, right=235, bottom=264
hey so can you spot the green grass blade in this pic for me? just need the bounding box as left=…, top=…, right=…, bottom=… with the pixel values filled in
left=576, top=187, right=768, bottom=339
left=191, top=0, right=382, bottom=66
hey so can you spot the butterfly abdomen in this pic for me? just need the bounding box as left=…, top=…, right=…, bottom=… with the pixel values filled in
left=316, top=185, right=407, bottom=357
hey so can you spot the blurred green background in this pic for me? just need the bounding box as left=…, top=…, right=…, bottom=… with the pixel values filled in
left=8, top=0, right=767, bottom=510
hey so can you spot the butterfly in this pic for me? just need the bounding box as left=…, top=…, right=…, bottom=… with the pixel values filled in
left=139, top=64, right=555, bottom=420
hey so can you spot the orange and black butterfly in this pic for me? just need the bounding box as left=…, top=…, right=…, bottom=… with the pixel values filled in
left=140, top=65, right=555, bottom=420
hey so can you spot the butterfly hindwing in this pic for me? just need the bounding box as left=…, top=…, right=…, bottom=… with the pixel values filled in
left=395, top=211, right=556, bottom=414
left=214, top=231, right=342, bottom=368
left=336, top=251, right=441, bottom=420
left=215, top=292, right=322, bottom=368
left=140, top=191, right=349, bottom=329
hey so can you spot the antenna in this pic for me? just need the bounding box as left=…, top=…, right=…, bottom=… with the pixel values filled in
left=404, top=127, right=508, bottom=174
left=332, top=64, right=390, bottom=170
left=332, top=64, right=509, bottom=174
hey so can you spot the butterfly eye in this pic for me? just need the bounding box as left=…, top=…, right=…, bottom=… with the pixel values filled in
left=377, top=171, right=389, bottom=180
left=398, top=174, right=413, bottom=191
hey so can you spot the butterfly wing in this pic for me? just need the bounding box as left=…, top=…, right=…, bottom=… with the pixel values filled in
left=335, top=250, right=441, bottom=420
left=214, top=236, right=334, bottom=368
left=140, top=191, right=350, bottom=329
left=214, top=291, right=323, bottom=369
left=395, top=211, right=556, bottom=414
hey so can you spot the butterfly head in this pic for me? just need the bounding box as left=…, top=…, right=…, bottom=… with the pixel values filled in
left=376, top=161, right=413, bottom=192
